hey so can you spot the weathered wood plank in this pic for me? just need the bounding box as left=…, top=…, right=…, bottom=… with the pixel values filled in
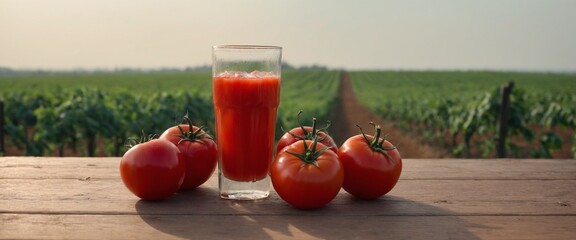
left=1, top=214, right=575, bottom=240
left=1, top=157, right=575, bottom=180
left=0, top=157, right=119, bottom=180
left=2, top=178, right=574, bottom=216
left=2, top=157, right=575, bottom=239
left=402, top=158, right=576, bottom=180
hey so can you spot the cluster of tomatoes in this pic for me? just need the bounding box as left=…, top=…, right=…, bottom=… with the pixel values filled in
left=119, top=112, right=402, bottom=210
left=272, top=113, right=402, bottom=209
left=119, top=114, right=218, bottom=201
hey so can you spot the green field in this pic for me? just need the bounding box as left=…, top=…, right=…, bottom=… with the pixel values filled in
left=0, top=70, right=340, bottom=156
left=350, top=71, right=576, bottom=158
left=351, top=71, right=576, bottom=102
left=0, top=71, right=213, bottom=96
left=0, top=70, right=340, bottom=129
left=2, top=70, right=575, bottom=158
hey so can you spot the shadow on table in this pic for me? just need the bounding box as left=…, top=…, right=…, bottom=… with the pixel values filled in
left=135, top=187, right=484, bottom=239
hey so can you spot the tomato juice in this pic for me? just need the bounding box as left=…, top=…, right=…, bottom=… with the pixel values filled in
left=213, top=73, right=280, bottom=182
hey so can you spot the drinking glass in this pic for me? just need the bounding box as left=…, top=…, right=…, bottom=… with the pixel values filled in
left=212, top=45, right=282, bottom=200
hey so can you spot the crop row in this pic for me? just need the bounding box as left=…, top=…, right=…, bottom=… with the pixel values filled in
left=350, top=71, right=576, bottom=158
left=0, top=70, right=341, bottom=156
left=277, top=70, right=340, bottom=130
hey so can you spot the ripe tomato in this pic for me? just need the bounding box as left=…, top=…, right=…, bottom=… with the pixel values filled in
left=337, top=123, right=402, bottom=200
left=276, top=111, right=338, bottom=156
left=120, top=139, right=185, bottom=201
left=271, top=139, right=344, bottom=209
left=159, top=115, right=217, bottom=190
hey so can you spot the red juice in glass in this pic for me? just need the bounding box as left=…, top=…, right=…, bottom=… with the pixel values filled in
left=213, top=74, right=280, bottom=182
left=213, top=45, right=281, bottom=200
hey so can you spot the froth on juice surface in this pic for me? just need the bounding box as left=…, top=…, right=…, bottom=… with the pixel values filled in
left=213, top=71, right=281, bottom=182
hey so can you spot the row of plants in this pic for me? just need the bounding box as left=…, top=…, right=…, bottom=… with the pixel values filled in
left=277, top=70, right=340, bottom=130
left=0, top=70, right=341, bottom=156
left=1, top=89, right=213, bottom=156
left=350, top=71, right=576, bottom=158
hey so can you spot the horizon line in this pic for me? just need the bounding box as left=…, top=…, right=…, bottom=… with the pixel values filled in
left=1, top=65, right=575, bottom=74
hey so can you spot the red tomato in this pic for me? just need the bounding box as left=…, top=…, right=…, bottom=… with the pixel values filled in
left=271, top=139, right=344, bottom=209
left=159, top=116, right=217, bottom=190
left=120, top=139, right=185, bottom=201
left=337, top=123, right=402, bottom=200
left=276, top=111, right=338, bottom=156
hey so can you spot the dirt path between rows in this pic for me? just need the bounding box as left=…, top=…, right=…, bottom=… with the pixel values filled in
left=329, top=71, right=451, bottom=158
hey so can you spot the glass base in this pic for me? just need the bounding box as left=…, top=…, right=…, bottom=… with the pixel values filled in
left=219, top=174, right=270, bottom=200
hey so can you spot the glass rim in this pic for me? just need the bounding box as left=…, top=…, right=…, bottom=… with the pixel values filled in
left=213, top=45, right=282, bottom=50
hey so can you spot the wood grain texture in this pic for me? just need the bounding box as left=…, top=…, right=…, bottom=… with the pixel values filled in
left=2, top=157, right=575, bottom=180
left=1, top=157, right=575, bottom=239
left=1, top=179, right=574, bottom=216
left=2, top=215, right=576, bottom=240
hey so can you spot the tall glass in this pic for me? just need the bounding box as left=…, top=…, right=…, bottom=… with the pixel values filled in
left=212, top=45, right=282, bottom=200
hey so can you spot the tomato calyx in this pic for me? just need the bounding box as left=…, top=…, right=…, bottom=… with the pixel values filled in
left=174, top=114, right=212, bottom=145
left=285, top=136, right=329, bottom=168
left=125, top=131, right=158, bottom=149
left=282, top=110, right=331, bottom=142
left=357, top=122, right=397, bottom=161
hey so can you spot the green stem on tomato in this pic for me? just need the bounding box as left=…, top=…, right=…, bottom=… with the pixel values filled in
left=283, top=110, right=331, bottom=141
left=285, top=135, right=329, bottom=168
left=356, top=122, right=397, bottom=161
left=174, top=114, right=211, bottom=145
left=125, top=130, right=157, bottom=149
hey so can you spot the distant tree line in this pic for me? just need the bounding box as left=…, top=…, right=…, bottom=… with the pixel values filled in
left=0, top=63, right=331, bottom=76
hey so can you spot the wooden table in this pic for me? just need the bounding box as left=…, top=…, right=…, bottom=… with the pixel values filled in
left=1, top=157, right=575, bottom=239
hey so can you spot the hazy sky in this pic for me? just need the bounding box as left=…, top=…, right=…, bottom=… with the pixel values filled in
left=1, top=0, right=575, bottom=71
